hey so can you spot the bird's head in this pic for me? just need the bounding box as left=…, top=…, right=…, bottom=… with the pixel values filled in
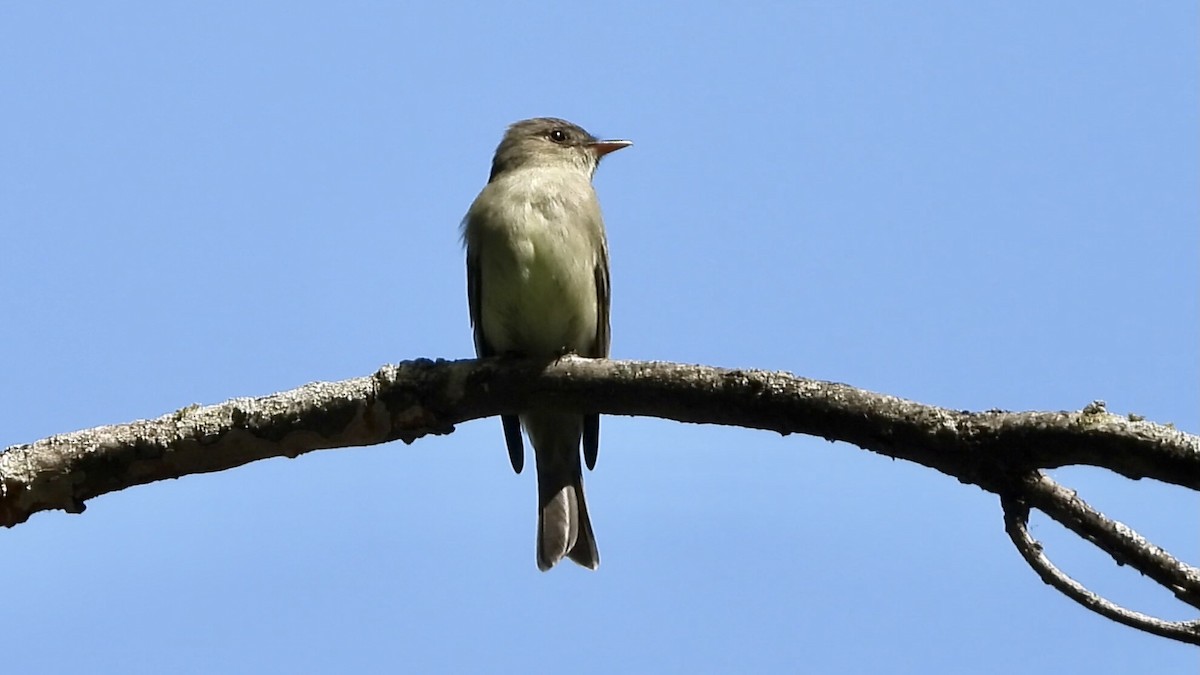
left=488, top=117, right=631, bottom=182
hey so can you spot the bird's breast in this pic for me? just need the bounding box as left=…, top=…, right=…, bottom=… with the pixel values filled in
left=469, top=171, right=602, bottom=356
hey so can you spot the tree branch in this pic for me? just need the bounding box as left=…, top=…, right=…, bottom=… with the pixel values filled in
left=3, top=357, right=1197, bottom=644
left=1003, top=495, right=1200, bottom=645
left=1014, top=472, right=1200, bottom=609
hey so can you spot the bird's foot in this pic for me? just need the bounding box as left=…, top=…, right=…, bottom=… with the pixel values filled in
left=553, top=347, right=579, bottom=364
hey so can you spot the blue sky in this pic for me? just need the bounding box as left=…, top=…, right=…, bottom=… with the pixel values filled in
left=2, top=2, right=1196, bottom=672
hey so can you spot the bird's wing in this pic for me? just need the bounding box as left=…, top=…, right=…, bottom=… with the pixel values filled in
left=592, top=240, right=611, bottom=358
left=467, top=239, right=526, bottom=474
left=582, top=235, right=610, bottom=471
left=466, top=245, right=487, bottom=355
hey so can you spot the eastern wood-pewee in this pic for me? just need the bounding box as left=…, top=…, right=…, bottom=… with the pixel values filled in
left=462, top=118, right=630, bottom=571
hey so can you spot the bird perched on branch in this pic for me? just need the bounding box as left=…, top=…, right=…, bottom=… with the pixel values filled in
left=462, top=118, right=631, bottom=570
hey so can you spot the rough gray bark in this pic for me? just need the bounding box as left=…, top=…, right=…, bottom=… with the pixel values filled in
left=2, top=357, right=1198, bottom=644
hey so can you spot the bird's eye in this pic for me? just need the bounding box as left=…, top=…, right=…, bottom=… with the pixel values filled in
left=549, top=129, right=569, bottom=143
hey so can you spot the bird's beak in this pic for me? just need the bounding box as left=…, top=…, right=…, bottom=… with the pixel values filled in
left=588, top=139, right=632, bottom=158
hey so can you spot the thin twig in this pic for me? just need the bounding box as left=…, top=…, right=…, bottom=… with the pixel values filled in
left=1002, top=493, right=1200, bottom=645
left=1015, top=473, right=1200, bottom=609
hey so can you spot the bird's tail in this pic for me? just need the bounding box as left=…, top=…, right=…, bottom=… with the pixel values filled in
left=537, top=473, right=598, bottom=571
left=527, top=412, right=599, bottom=571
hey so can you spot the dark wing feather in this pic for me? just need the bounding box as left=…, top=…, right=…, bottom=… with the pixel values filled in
left=502, top=416, right=524, bottom=474
left=467, top=243, right=525, bottom=474
left=582, top=242, right=610, bottom=471
left=592, top=243, right=611, bottom=358
left=582, top=414, right=600, bottom=471
left=466, top=246, right=488, bottom=356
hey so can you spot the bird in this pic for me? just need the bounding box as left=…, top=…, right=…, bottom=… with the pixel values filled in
left=462, top=118, right=630, bottom=570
